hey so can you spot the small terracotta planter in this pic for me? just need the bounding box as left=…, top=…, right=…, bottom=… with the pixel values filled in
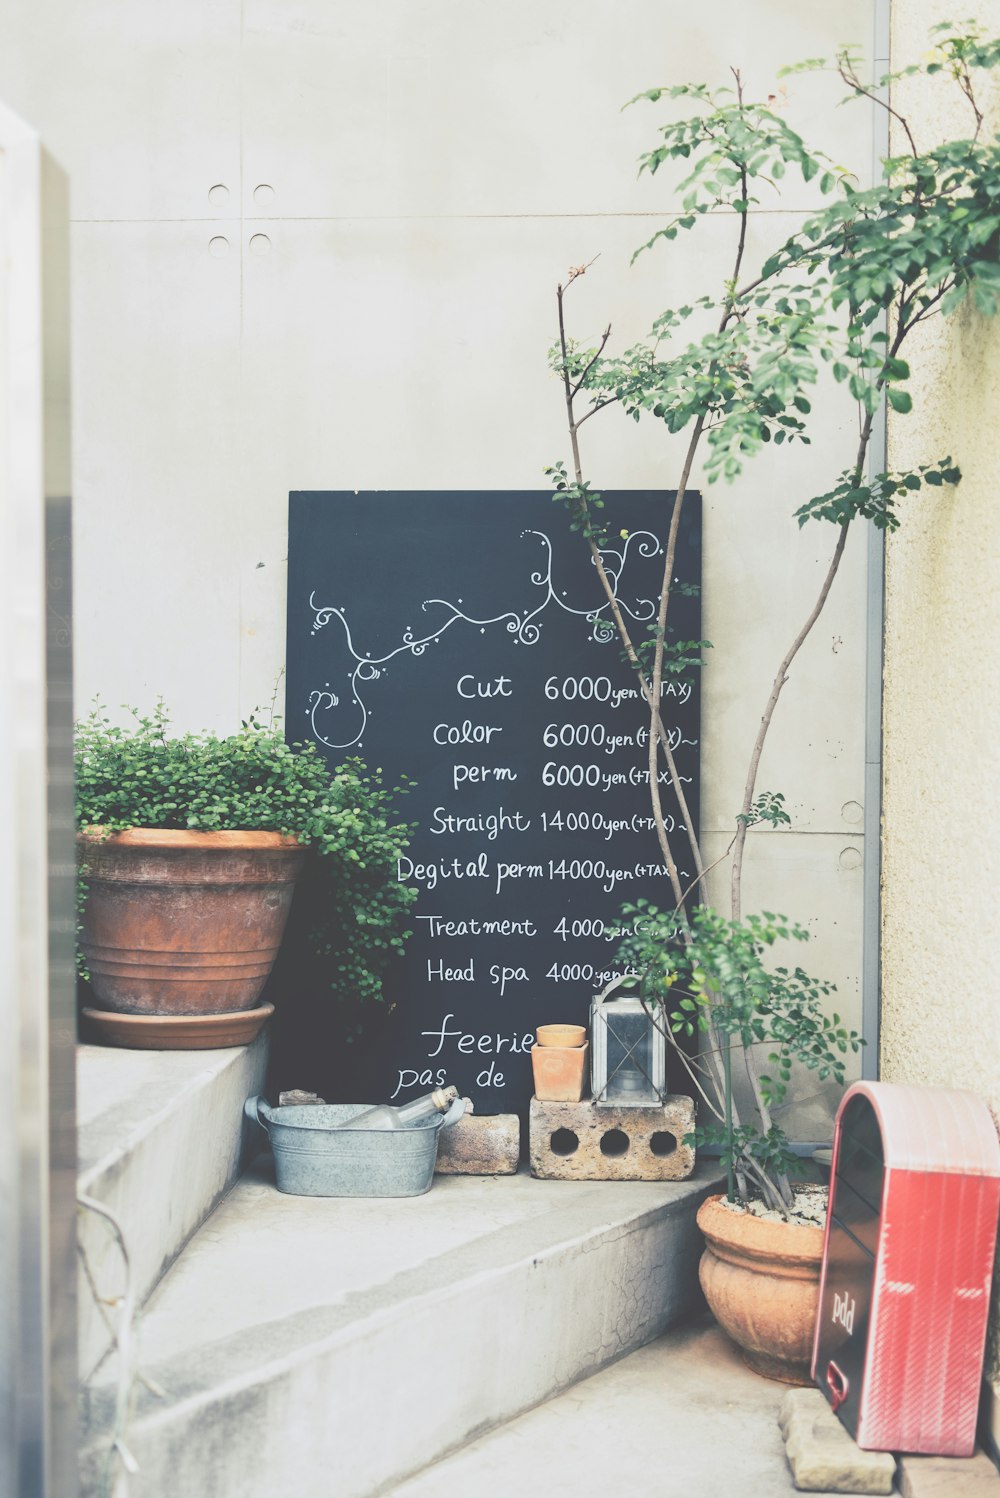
left=531, top=1042, right=589, bottom=1102
left=696, top=1192, right=824, bottom=1384
left=77, top=828, right=304, bottom=1020
left=536, top=1023, right=586, bottom=1048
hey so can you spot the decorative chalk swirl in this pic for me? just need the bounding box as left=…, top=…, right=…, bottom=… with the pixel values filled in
left=306, top=528, right=661, bottom=750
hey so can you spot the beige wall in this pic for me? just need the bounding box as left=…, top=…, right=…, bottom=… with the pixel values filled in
left=882, top=0, right=1000, bottom=1441
left=0, top=0, right=877, bottom=1137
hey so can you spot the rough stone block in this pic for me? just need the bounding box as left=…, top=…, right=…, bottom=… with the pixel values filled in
left=778, top=1388, right=844, bottom=1441
left=778, top=1388, right=896, bottom=1494
left=898, top=1448, right=1000, bottom=1497
left=529, top=1096, right=695, bottom=1180
left=435, top=1113, right=520, bottom=1174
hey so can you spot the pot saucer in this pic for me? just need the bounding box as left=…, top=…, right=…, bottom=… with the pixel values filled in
left=81, top=1002, right=275, bottom=1051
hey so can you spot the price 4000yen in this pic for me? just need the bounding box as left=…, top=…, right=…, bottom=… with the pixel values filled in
left=545, top=962, right=635, bottom=985
left=553, top=915, right=664, bottom=942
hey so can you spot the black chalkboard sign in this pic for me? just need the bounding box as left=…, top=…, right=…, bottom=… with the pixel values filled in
left=286, top=491, right=700, bottom=1118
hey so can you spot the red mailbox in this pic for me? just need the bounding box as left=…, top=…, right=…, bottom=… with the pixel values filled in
left=812, top=1080, right=1000, bottom=1456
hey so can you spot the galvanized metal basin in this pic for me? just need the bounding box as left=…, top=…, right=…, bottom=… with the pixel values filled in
left=245, top=1095, right=466, bottom=1197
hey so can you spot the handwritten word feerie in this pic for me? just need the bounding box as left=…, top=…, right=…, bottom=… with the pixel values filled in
left=416, top=914, right=539, bottom=938
left=421, top=1013, right=534, bottom=1059
left=453, top=763, right=518, bottom=788
left=544, top=674, right=693, bottom=707
left=457, top=675, right=513, bottom=699
left=434, top=720, right=502, bottom=745
left=429, top=805, right=531, bottom=839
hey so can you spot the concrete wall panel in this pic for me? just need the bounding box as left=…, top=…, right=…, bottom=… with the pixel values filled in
left=0, top=0, right=879, bottom=1140
left=71, top=221, right=243, bottom=720
left=0, top=1, right=242, bottom=222
left=239, top=0, right=874, bottom=220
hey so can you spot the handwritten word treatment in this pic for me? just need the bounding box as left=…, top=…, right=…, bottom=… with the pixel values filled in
left=286, top=492, right=701, bottom=1117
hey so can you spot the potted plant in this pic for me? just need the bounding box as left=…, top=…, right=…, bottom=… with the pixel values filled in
left=75, top=699, right=416, bottom=1048
left=532, top=1023, right=589, bottom=1101
left=546, top=23, right=1000, bottom=1377
left=604, top=906, right=848, bottom=1379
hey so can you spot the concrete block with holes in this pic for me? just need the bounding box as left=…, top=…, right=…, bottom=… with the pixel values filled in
left=529, top=1096, right=696, bottom=1180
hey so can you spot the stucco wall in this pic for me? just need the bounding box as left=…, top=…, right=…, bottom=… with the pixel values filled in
left=882, top=0, right=1000, bottom=1438
left=0, top=0, right=878, bottom=1137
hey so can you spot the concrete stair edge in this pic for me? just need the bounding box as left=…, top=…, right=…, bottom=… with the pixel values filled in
left=77, top=1034, right=269, bottom=1379
left=80, top=1169, right=721, bottom=1498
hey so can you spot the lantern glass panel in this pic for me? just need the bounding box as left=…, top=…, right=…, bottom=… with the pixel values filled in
left=590, top=996, right=666, bottom=1106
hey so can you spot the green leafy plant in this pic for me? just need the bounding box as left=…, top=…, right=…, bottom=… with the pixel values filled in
left=75, top=698, right=417, bottom=1007
left=608, top=904, right=860, bottom=1204
left=548, top=24, right=999, bottom=1212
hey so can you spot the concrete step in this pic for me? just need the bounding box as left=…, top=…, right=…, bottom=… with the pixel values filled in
left=76, top=1034, right=269, bottom=1379
left=393, top=1311, right=1000, bottom=1498
left=79, top=1155, right=722, bottom=1498
left=393, top=1312, right=802, bottom=1498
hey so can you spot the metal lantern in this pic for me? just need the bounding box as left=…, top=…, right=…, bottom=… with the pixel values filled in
left=590, top=993, right=666, bottom=1106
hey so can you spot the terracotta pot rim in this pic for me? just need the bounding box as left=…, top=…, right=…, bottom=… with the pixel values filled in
left=81, top=1003, right=274, bottom=1050
left=536, top=1024, right=587, bottom=1047
left=82, top=1001, right=274, bottom=1028
left=77, top=827, right=304, bottom=851
left=697, top=1191, right=825, bottom=1260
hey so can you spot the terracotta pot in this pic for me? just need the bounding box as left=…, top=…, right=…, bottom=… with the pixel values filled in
left=531, top=1042, right=588, bottom=1102
left=78, top=829, right=304, bottom=1017
left=696, top=1192, right=824, bottom=1384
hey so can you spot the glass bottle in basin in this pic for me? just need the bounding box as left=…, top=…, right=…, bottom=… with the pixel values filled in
left=337, top=1085, right=460, bottom=1130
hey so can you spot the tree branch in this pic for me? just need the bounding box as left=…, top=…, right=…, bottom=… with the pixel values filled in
left=837, top=50, right=919, bottom=157
left=571, top=323, right=613, bottom=397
